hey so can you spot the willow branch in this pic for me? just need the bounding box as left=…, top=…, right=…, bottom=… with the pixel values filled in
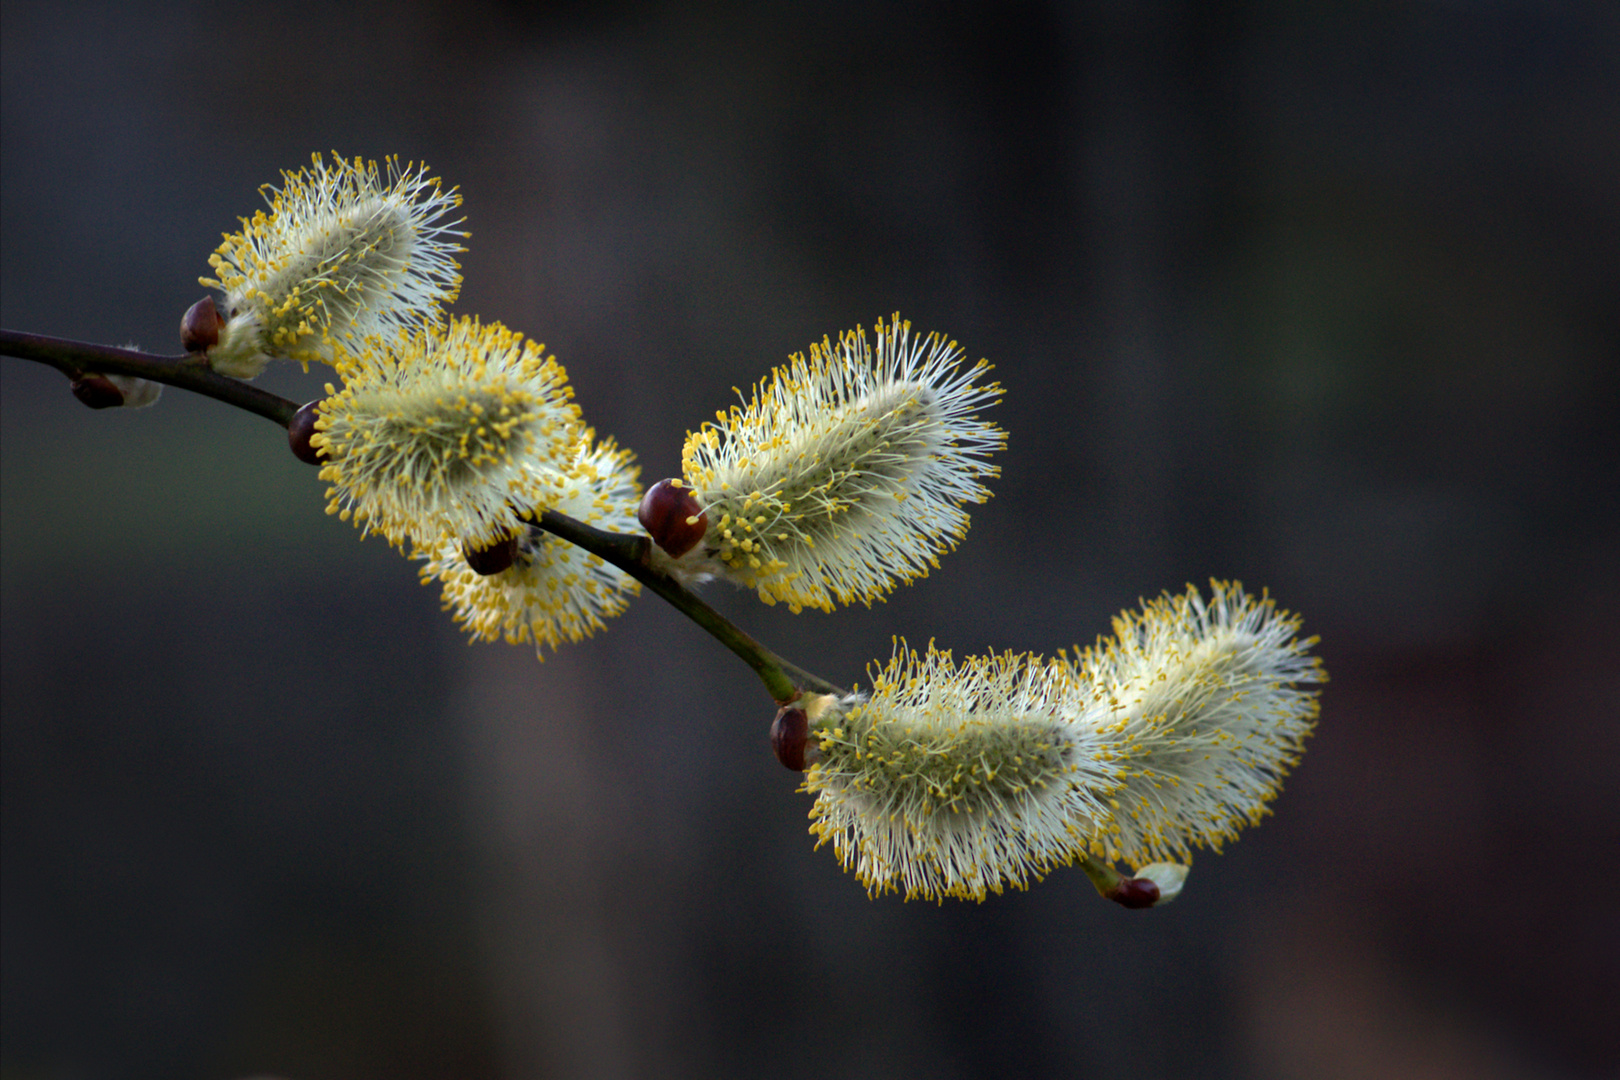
left=1, top=329, right=298, bottom=427
left=3, top=328, right=845, bottom=704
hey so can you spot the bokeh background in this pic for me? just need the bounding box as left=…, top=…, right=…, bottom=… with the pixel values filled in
left=4, top=2, right=1617, bottom=1077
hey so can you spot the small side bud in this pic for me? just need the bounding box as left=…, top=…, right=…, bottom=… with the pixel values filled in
left=463, top=533, right=520, bottom=576
left=638, top=478, right=708, bottom=558
left=180, top=296, right=223, bottom=353
left=288, top=401, right=324, bottom=465
left=1082, top=856, right=1187, bottom=910
left=71, top=374, right=124, bottom=409
left=771, top=704, right=810, bottom=771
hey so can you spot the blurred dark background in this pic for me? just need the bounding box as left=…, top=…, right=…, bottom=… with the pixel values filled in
left=4, top=2, right=1617, bottom=1077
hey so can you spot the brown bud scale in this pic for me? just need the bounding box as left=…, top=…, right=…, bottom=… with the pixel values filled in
left=771, top=705, right=810, bottom=771
left=638, top=478, right=708, bottom=558
left=1108, top=877, right=1161, bottom=909
left=71, top=374, right=124, bottom=410
left=180, top=296, right=223, bottom=354
left=464, top=533, right=520, bottom=576
left=288, top=401, right=324, bottom=465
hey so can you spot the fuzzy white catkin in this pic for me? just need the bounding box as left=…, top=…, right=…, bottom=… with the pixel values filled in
left=801, top=583, right=1323, bottom=900
left=802, top=646, right=1120, bottom=901
left=201, top=153, right=465, bottom=378
left=313, top=317, right=580, bottom=549
left=1062, top=581, right=1323, bottom=868
left=678, top=314, right=1005, bottom=612
left=418, top=430, right=643, bottom=653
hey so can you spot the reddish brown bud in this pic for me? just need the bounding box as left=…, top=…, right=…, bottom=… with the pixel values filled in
left=288, top=401, right=323, bottom=465
left=771, top=705, right=810, bottom=771
left=638, top=478, right=708, bottom=558
left=1107, top=877, right=1161, bottom=909
left=70, top=374, right=124, bottom=410
left=463, top=533, right=520, bottom=576
left=180, top=296, right=223, bottom=354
